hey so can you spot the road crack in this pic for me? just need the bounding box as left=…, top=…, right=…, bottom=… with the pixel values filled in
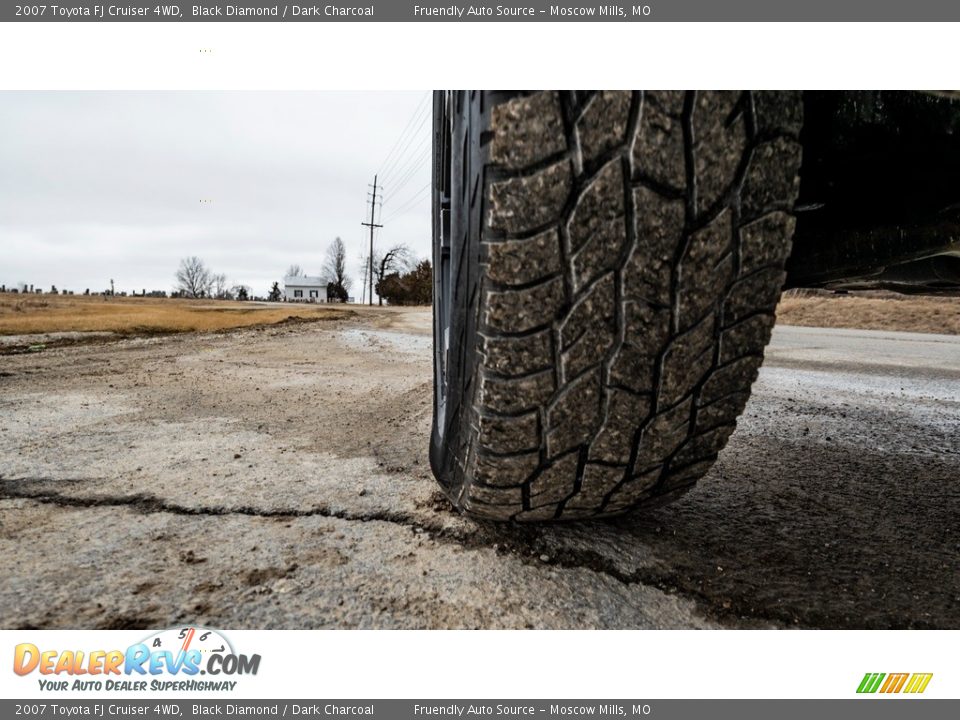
left=1, top=476, right=782, bottom=627
left=0, top=476, right=441, bottom=531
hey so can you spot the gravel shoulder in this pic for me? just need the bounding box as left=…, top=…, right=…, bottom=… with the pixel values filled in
left=0, top=309, right=956, bottom=629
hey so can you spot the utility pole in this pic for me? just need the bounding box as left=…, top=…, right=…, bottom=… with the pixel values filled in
left=359, top=255, right=369, bottom=305
left=361, top=174, right=383, bottom=306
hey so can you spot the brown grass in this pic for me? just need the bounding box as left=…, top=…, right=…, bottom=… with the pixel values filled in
left=4, top=290, right=958, bottom=339
left=0, top=294, right=354, bottom=336
left=776, top=290, right=960, bottom=335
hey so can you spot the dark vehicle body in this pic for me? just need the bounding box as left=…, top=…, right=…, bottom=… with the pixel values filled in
left=790, top=91, right=960, bottom=293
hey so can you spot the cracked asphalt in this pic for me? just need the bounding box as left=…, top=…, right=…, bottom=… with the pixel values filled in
left=1, top=308, right=957, bottom=629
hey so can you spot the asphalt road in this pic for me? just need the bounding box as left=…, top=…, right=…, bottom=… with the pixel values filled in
left=0, top=311, right=957, bottom=629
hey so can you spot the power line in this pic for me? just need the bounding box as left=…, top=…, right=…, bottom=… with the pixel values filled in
left=383, top=119, right=430, bottom=179
left=384, top=140, right=430, bottom=202
left=380, top=107, right=430, bottom=184
left=384, top=185, right=428, bottom=222
left=380, top=122, right=430, bottom=190
left=377, top=93, right=430, bottom=181
left=382, top=181, right=431, bottom=224
left=361, top=93, right=431, bottom=299
left=376, top=92, right=428, bottom=175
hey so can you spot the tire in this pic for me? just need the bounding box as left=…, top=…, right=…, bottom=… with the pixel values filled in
left=431, top=91, right=803, bottom=522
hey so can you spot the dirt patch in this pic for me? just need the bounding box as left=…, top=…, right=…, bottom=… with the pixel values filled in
left=777, top=289, right=960, bottom=335
left=1, top=307, right=956, bottom=629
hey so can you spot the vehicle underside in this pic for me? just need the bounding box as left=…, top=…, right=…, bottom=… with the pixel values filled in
left=789, top=90, right=960, bottom=294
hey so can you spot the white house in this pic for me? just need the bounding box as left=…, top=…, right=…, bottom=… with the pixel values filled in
left=283, top=275, right=328, bottom=302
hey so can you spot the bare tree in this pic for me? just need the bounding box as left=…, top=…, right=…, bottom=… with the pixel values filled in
left=175, top=256, right=213, bottom=298
left=321, top=237, right=352, bottom=301
left=285, top=264, right=305, bottom=278
left=367, top=244, right=413, bottom=306
left=212, top=273, right=230, bottom=299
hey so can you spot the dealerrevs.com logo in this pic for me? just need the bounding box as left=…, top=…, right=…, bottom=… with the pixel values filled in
left=857, top=673, right=933, bottom=694
left=13, top=627, right=260, bottom=693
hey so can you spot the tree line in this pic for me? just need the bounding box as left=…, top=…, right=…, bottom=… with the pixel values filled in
left=376, top=259, right=432, bottom=305
left=174, top=236, right=432, bottom=305
left=174, top=256, right=253, bottom=300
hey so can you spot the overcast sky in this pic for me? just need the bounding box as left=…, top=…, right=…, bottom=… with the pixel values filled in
left=0, top=91, right=432, bottom=298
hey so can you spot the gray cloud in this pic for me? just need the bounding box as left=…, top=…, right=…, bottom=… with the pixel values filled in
left=0, top=91, right=432, bottom=297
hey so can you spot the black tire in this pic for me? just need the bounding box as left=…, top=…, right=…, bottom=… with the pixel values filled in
left=431, top=91, right=802, bottom=522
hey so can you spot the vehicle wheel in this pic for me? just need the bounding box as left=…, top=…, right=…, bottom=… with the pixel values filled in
left=431, top=91, right=803, bottom=521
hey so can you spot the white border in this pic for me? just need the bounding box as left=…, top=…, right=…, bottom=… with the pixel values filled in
left=1, top=17, right=956, bottom=703
left=0, top=22, right=957, bottom=90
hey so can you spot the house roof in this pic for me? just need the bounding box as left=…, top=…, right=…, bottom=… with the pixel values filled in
left=283, top=275, right=326, bottom=287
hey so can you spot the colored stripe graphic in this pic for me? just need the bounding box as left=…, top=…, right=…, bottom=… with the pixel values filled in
left=880, top=673, right=909, bottom=693
left=904, top=673, right=933, bottom=694
left=857, top=672, right=933, bottom=694
left=857, top=673, right=885, bottom=693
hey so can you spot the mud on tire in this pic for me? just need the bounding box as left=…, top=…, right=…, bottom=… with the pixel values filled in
left=431, top=91, right=803, bottom=521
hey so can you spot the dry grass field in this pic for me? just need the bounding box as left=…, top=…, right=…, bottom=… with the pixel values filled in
left=777, top=290, right=960, bottom=335
left=1, top=289, right=958, bottom=342
left=0, top=294, right=354, bottom=337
